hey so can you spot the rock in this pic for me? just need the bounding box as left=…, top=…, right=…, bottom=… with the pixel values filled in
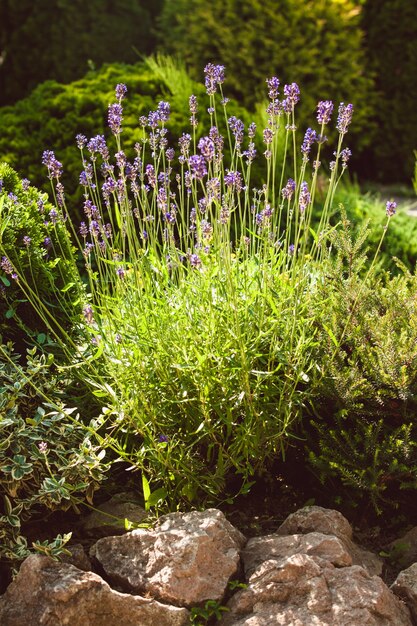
left=391, top=562, right=417, bottom=623
left=82, top=492, right=147, bottom=537
left=243, top=532, right=352, bottom=578
left=0, top=554, right=190, bottom=626
left=276, top=505, right=353, bottom=540
left=91, top=508, right=246, bottom=607
left=276, top=505, right=383, bottom=576
left=62, top=543, right=92, bottom=571
left=385, top=526, right=417, bottom=571
left=219, top=554, right=412, bottom=626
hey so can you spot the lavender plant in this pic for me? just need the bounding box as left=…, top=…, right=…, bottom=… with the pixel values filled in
left=0, top=65, right=376, bottom=506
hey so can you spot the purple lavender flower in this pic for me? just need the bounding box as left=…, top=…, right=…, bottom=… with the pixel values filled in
left=0, top=179, right=3, bottom=193
left=42, top=150, right=63, bottom=178
left=299, top=182, right=311, bottom=214
left=224, top=170, right=243, bottom=192
left=115, top=151, right=127, bottom=168
left=79, top=222, right=88, bottom=237
left=179, top=133, right=191, bottom=157
left=189, top=253, right=202, bottom=268
left=263, top=128, right=274, bottom=145
left=301, top=128, right=317, bottom=159
left=83, top=304, right=94, bottom=324
left=317, top=100, right=334, bottom=125
left=198, top=136, right=215, bottom=161
left=248, top=122, right=257, bottom=139
left=157, top=101, right=171, bottom=123
left=341, top=148, right=352, bottom=167
left=89, top=220, right=100, bottom=237
left=289, top=244, right=295, bottom=255
left=76, top=134, right=87, bottom=149
left=243, top=142, right=256, bottom=164
left=204, top=63, right=225, bottom=95
left=38, top=441, right=48, bottom=453
left=116, top=267, right=125, bottom=279
left=49, top=209, right=59, bottom=224
left=189, top=155, right=207, bottom=180
left=166, top=148, right=175, bottom=161
left=145, top=164, right=156, bottom=187
left=1, top=256, right=14, bottom=274
left=386, top=200, right=397, bottom=217
left=337, top=103, right=354, bottom=134
left=283, top=83, right=300, bottom=108
left=108, top=103, right=123, bottom=135
left=189, top=94, right=198, bottom=114
left=282, top=178, right=296, bottom=201
left=209, top=127, right=224, bottom=152
left=87, top=135, right=109, bottom=160
left=43, top=237, right=52, bottom=249
left=201, top=219, right=213, bottom=241
left=266, top=76, right=280, bottom=100
left=23, top=235, right=31, bottom=247
left=21, top=178, right=30, bottom=191
left=228, top=116, right=244, bottom=145
left=158, top=434, right=169, bottom=443
left=115, top=83, right=127, bottom=101
left=267, top=101, right=282, bottom=117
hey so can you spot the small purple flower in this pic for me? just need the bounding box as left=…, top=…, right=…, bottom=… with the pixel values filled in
left=116, top=267, right=126, bottom=279
left=157, top=101, right=171, bottom=123
left=43, top=237, right=52, bottom=249
left=299, top=182, right=311, bottom=214
left=23, top=235, right=32, bottom=247
left=115, top=83, right=127, bottom=101
left=337, top=103, right=354, bottom=134
left=49, top=209, right=59, bottom=224
left=266, top=76, right=280, bottom=100
left=166, top=148, right=175, bottom=161
left=283, top=83, right=300, bottom=108
left=189, top=94, right=198, bottom=115
left=89, top=220, right=100, bottom=237
left=243, top=142, right=256, bottom=164
left=386, top=200, right=397, bottom=217
left=108, top=102, right=123, bottom=135
left=21, top=178, right=30, bottom=191
left=158, top=434, right=169, bottom=443
left=145, top=164, right=156, bottom=188
left=42, top=150, right=63, bottom=178
left=0, top=179, right=3, bottom=193
left=341, top=148, right=352, bottom=167
left=189, top=155, right=207, bottom=180
left=76, top=134, right=87, bottom=149
left=198, top=136, right=215, bottom=161
left=228, top=116, right=244, bottom=145
left=83, top=304, right=94, bottom=324
left=179, top=133, right=191, bottom=157
left=263, top=128, right=274, bottom=145
left=87, top=135, right=109, bottom=159
left=204, top=63, right=225, bottom=95
left=224, top=170, right=243, bottom=192
left=301, top=128, right=317, bottom=159
left=79, top=222, right=88, bottom=237
left=1, top=256, right=14, bottom=274
left=189, top=253, right=202, bottom=268
left=282, top=178, right=296, bottom=201
left=317, top=100, right=334, bottom=125
left=248, top=122, right=257, bottom=139
left=289, top=244, right=295, bottom=256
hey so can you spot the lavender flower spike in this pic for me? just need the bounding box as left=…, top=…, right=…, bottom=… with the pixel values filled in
left=386, top=200, right=397, bottom=217
left=317, top=100, right=334, bottom=125
left=337, top=103, right=354, bottom=134
left=204, top=63, right=225, bottom=95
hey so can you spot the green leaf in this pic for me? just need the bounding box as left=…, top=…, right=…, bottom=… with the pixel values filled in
left=147, top=487, right=167, bottom=507
left=61, top=282, right=75, bottom=293
left=0, top=275, right=10, bottom=287
left=142, top=474, right=150, bottom=507
left=37, top=333, right=47, bottom=344
left=5, top=308, right=15, bottom=319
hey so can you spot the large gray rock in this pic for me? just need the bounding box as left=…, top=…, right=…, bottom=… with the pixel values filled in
left=391, top=562, right=417, bottom=622
left=385, top=526, right=417, bottom=571
left=91, top=508, right=246, bottom=607
left=0, top=554, right=190, bottom=626
left=219, top=553, right=412, bottom=626
left=277, top=505, right=382, bottom=576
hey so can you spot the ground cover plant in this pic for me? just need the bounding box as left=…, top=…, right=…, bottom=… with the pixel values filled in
left=2, top=62, right=417, bottom=574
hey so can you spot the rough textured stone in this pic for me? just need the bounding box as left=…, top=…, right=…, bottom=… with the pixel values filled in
left=243, top=532, right=352, bottom=578
left=91, top=508, right=246, bottom=607
left=276, top=505, right=383, bottom=576
left=62, top=543, right=92, bottom=572
left=219, top=554, right=412, bottom=626
left=0, top=554, right=190, bottom=626
left=391, top=562, right=417, bottom=623
left=386, top=526, right=417, bottom=571
left=82, top=492, right=147, bottom=537
left=276, top=505, right=353, bottom=540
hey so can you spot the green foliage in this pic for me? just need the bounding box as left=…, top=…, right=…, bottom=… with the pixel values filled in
left=0, top=59, right=255, bottom=221
left=0, top=342, right=108, bottom=566
left=413, top=151, right=417, bottom=196
left=306, top=220, right=417, bottom=511
left=332, top=183, right=417, bottom=272
left=0, top=163, right=80, bottom=347
left=158, top=0, right=375, bottom=153
left=190, top=599, right=229, bottom=625
left=0, top=0, right=163, bottom=106
left=360, top=0, right=417, bottom=182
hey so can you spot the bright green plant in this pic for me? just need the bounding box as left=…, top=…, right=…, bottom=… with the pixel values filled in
left=190, top=599, right=229, bottom=625
left=0, top=342, right=108, bottom=568
left=305, top=219, right=417, bottom=512
left=0, top=162, right=81, bottom=348
left=1, top=63, right=371, bottom=509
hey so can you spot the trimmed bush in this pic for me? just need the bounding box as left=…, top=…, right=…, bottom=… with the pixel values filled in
left=158, top=0, right=376, bottom=155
